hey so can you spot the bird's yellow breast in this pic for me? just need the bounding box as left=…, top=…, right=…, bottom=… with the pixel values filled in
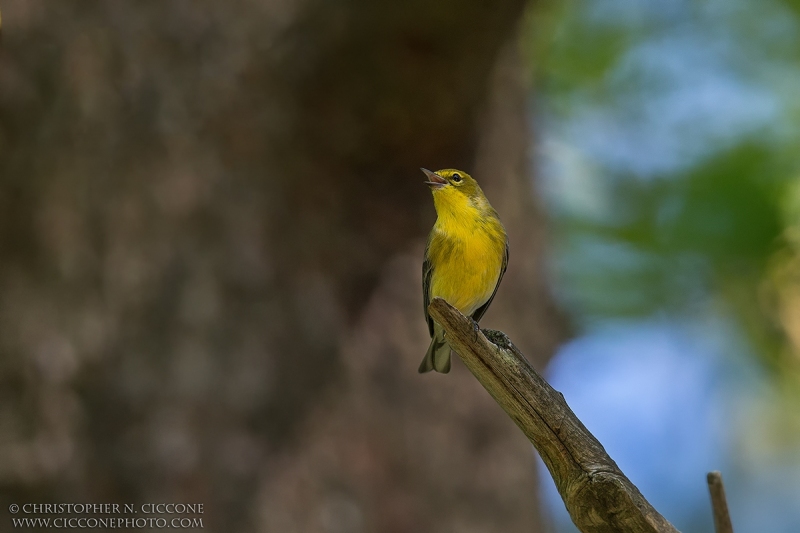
left=427, top=199, right=506, bottom=317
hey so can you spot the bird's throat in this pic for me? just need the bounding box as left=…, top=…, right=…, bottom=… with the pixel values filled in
left=434, top=196, right=489, bottom=242
left=433, top=190, right=479, bottom=226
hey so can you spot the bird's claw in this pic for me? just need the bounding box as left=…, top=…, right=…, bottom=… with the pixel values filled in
left=472, top=318, right=481, bottom=339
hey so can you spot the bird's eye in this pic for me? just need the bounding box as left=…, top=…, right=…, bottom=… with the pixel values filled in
left=452, top=173, right=462, bottom=182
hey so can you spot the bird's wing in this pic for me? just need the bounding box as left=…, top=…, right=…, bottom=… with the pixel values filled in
left=471, top=240, right=509, bottom=323
left=423, top=244, right=434, bottom=337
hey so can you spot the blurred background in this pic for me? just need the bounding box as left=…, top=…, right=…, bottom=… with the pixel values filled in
left=0, top=0, right=798, bottom=532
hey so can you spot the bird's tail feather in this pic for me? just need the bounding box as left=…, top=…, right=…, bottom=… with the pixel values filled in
left=419, top=323, right=451, bottom=374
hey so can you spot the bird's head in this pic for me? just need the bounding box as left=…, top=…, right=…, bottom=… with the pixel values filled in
left=421, top=168, right=481, bottom=200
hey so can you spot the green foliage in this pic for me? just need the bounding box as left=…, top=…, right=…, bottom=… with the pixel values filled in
left=526, top=0, right=800, bottom=375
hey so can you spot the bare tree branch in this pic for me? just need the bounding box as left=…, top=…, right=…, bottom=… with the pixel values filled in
left=427, top=297, right=679, bottom=533
left=707, top=471, right=734, bottom=533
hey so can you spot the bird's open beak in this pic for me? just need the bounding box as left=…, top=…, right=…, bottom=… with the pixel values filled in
left=421, top=168, right=447, bottom=189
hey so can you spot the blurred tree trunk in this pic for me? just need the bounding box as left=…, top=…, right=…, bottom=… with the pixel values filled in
left=0, top=1, right=566, bottom=531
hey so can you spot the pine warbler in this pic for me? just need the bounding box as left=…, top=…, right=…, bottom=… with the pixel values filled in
left=419, top=168, right=508, bottom=373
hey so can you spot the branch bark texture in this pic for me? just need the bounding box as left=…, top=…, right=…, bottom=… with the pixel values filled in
left=428, top=297, right=679, bottom=533
left=707, top=471, right=734, bottom=533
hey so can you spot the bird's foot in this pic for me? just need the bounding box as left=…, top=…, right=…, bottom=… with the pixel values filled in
left=471, top=318, right=482, bottom=340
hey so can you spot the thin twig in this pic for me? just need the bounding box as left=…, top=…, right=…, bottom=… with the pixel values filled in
left=707, top=471, right=733, bottom=533
left=428, top=298, right=679, bottom=533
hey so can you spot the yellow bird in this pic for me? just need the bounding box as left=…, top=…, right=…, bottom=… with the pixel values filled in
left=419, top=168, right=508, bottom=373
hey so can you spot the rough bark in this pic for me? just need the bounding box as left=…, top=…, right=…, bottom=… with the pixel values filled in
left=0, top=1, right=565, bottom=531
